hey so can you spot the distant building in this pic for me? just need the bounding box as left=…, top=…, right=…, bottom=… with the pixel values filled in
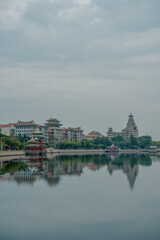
left=122, top=114, right=138, bottom=140
left=15, top=120, right=37, bottom=137
left=63, top=127, right=83, bottom=142
left=107, top=127, right=122, bottom=139
left=38, top=125, right=48, bottom=143
left=32, top=129, right=44, bottom=140
left=0, top=123, right=16, bottom=136
left=85, top=131, right=103, bottom=140
left=45, top=117, right=63, bottom=145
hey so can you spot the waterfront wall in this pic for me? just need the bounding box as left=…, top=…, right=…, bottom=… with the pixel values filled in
left=0, top=150, right=25, bottom=157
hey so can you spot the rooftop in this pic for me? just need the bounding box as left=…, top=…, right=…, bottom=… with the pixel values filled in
left=16, top=120, right=37, bottom=126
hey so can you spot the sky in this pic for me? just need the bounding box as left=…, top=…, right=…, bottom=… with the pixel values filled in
left=0, top=0, right=160, bottom=139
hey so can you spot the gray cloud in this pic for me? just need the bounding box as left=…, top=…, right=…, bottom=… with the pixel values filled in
left=0, top=0, right=160, bottom=139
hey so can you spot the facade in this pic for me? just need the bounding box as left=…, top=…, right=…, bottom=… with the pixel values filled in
left=0, top=124, right=16, bottom=136
left=63, top=127, right=83, bottom=142
left=122, top=114, right=138, bottom=140
left=107, top=127, right=122, bottom=139
left=15, top=121, right=37, bottom=137
left=45, top=117, right=63, bottom=145
left=38, top=125, right=48, bottom=143
left=85, top=131, right=103, bottom=140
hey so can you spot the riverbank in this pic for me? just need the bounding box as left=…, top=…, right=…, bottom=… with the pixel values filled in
left=0, top=148, right=158, bottom=159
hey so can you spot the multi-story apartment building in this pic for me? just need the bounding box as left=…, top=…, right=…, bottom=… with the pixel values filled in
left=63, top=127, right=83, bottom=142
left=0, top=124, right=16, bottom=136
left=122, top=114, right=138, bottom=140
left=15, top=121, right=37, bottom=137
left=45, top=117, right=63, bottom=146
left=38, top=125, right=48, bottom=143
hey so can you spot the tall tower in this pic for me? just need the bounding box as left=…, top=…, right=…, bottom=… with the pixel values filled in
left=122, top=114, right=138, bottom=140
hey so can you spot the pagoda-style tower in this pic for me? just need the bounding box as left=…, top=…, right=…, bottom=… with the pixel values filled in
left=45, top=117, right=63, bottom=147
left=122, top=114, right=138, bottom=140
left=45, top=117, right=62, bottom=128
left=107, top=127, right=114, bottom=138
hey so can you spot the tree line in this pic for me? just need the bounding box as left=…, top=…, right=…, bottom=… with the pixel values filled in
left=57, top=135, right=159, bottom=149
left=1, top=133, right=160, bottom=150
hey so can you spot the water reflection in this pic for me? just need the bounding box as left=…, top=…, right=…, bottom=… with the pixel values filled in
left=0, top=153, right=153, bottom=189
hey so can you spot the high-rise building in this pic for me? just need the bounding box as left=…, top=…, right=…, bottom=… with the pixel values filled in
left=122, top=114, right=138, bottom=140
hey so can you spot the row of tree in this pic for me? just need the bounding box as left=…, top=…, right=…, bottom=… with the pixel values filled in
left=57, top=135, right=160, bottom=149
left=0, top=133, right=30, bottom=150
left=1, top=133, right=160, bottom=150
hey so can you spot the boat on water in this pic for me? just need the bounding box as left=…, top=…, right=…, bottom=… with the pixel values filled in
left=25, top=138, right=46, bottom=156
left=105, top=144, right=119, bottom=153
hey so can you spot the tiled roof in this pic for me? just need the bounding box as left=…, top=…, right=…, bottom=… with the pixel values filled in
left=0, top=123, right=16, bottom=128
left=66, top=127, right=83, bottom=132
left=16, top=120, right=37, bottom=126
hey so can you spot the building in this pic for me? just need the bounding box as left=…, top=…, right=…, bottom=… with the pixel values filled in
left=15, top=121, right=38, bottom=137
left=38, top=125, right=48, bottom=143
left=107, top=127, right=122, bottom=139
left=63, top=127, right=83, bottom=142
left=122, top=114, right=138, bottom=140
left=85, top=131, right=103, bottom=141
left=0, top=124, right=16, bottom=136
left=45, top=117, right=63, bottom=146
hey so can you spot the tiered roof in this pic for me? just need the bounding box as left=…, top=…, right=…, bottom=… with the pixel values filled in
left=65, top=127, right=83, bottom=132
left=45, top=117, right=62, bottom=127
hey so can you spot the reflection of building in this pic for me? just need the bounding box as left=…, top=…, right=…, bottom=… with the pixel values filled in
left=63, top=127, right=83, bottom=142
left=123, top=163, right=139, bottom=189
left=14, top=168, right=36, bottom=184
left=122, top=114, right=138, bottom=140
left=107, top=160, right=139, bottom=189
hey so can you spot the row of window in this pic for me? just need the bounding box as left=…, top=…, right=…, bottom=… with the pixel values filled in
left=16, top=126, right=36, bottom=129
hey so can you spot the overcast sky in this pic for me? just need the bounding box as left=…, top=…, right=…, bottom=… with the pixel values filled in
left=0, top=0, right=160, bottom=139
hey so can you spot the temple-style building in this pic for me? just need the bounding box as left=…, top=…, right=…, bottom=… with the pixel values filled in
left=45, top=118, right=62, bottom=128
left=122, top=114, right=138, bottom=140
left=107, top=127, right=122, bottom=139
left=44, top=117, right=63, bottom=146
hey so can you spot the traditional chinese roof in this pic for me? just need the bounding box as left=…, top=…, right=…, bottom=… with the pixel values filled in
left=16, top=120, right=37, bottom=126
left=45, top=117, right=62, bottom=127
left=86, top=134, right=103, bottom=138
left=0, top=123, right=16, bottom=128
left=65, top=127, right=83, bottom=132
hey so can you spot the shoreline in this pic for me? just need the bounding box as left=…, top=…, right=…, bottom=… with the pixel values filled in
left=0, top=148, right=158, bottom=158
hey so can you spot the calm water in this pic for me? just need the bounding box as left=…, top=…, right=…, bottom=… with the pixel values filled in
left=0, top=153, right=160, bottom=240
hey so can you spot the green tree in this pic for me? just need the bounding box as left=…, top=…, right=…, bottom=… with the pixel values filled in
left=138, top=136, right=152, bottom=149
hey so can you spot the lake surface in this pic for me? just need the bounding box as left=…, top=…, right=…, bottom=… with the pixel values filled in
left=0, top=153, right=160, bottom=240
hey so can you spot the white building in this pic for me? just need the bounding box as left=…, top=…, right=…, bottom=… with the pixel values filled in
left=15, top=121, right=37, bottom=137
left=63, top=127, right=83, bottom=142
left=0, top=124, right=16, bottom=136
